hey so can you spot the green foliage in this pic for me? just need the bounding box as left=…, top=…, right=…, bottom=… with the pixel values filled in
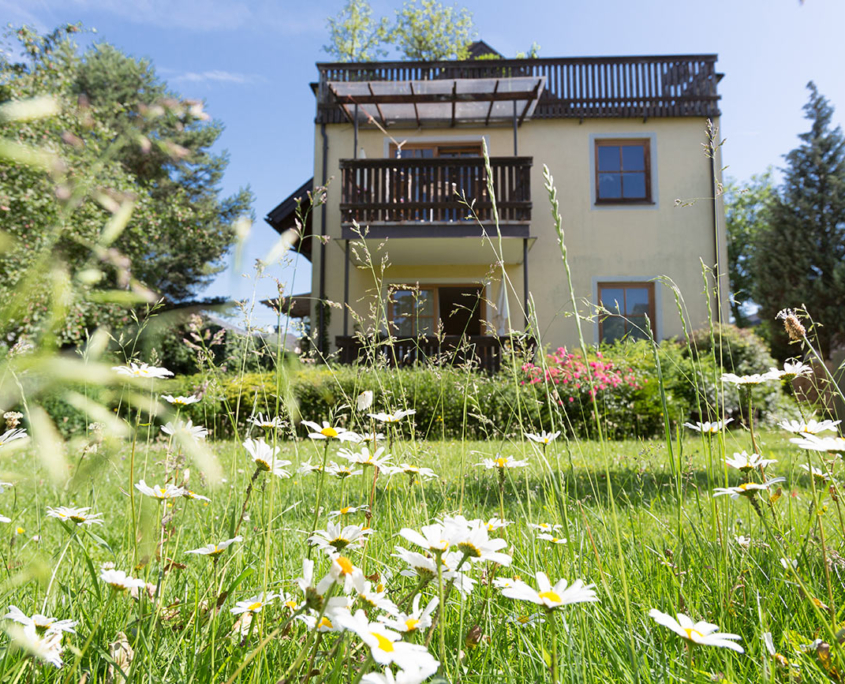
left=724, top=170, right=774, bottom=326
left=392, top=0, right=475, bottom=61
left=0, top=25, right=252, bottom=347
left=752, top=83, right=845, bottom=360
left=323, top=0, right=391, bottom=62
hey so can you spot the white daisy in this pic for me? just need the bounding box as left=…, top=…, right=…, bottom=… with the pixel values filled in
left=721, top=372, right=777, bottom=386
left=161, top=394, right=199, bottom=406
left=528, top=522, right=563, bottom=533
left=507, top=612, right=545, bottom=627
left=712, top=478, right=786, bottom=500
left=683, top=419, right=733, bottom=434
left=800, top=464, right=834, bottom=481
left=186, top=536, right=243, bottom=557
left=367, top=410, right=416, bottom=424
left=8, top=623, right=64, bottom=668
left=484, top=517, right=511, bottom=532
left=248, top=413, right=286, bottom=430
left=309, top=522, right=373, bottom=554
left=502, top=572, right=598, bottom=610
left=399, top=524, right=453, bottom=554
left=134, top=481, right=185, bottom=500
left=301, top=420, right=360, bottom=442
left=525, top=430, right=560, bottom=445
left=0, top=429, right=27, bottom=448
left=329, top=504, right=367, bottom=519
left=339, top=446, right=392, bottom=469
left=790, top=435, right=845, bottom=453
left=537, top=533, right=568, bottom=545
left=354, top=577, right=399, bottom=615
left=361, top=662, right=440, bottom=684
left=4, top=606, right=76, bottom=635
left=724, top=451, right=776, bottom=472
left=231, top=592, right=274, bottom=615
left=393, top=464, right=436, bottom=481
left=780, top=419, right=841, bottom=435
left=378, top=595, right=437, bottom=633
left=297, top=460, right=325, bottom=475
left=326, top=462, right=363, bottom=479
left=316, top=555, right=366, bottom=595
left=182, top=490, right=211, bottom=502
left=451, top=522, right=512, bottom=566
left=100, top=569, right=146, bottom=592
left=161, top=420, right=208, bottom=441
left=649, top=609, right=744, bottom=653
left=356, top=391, right=374, bottom=412
left=338, top=609, right=437, bottom=669
left=770, top=360, right=813, bottom=380
left=112, top=362, right=173, bottom=379
left=45, top=506, right=104, bottom=526
left=476, top=455, right=529, bottom=470
left=243, top=438, right=292, bottom=478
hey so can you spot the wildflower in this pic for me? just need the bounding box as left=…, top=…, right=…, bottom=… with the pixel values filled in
left=4, top=606, right=76, bottom=635
left=0, top=429, right=27, bottom=448
left=0, top=514, right=10, bottom=524
left=683, top=419, right=732, bottom=434
left=100, top=570, right=147, bottom=592
left=476, top=455, right=529, bottom=470
left=135, top=481, right=185, bottom=500
left=361, top=662, right=440, bottom=684
left=161, top=420, right=208, bottom=441
left=317, top=555, right=365, bottom=595
left=721, top=372, right=776, bottom=386
left=378, top=595, right=438, bottom=633
left=800, top=464, right=834, bottom=481
left=773, top=360, right=813, bottom=380
left=484, top=517, right=511, bottom=532
left=538, top=533, right=568, bottom=545
left=298, top=460, right=325, bottom=475
left=777, top=309, right=806, bottom=341
left=338, top=609, right=438, bottom=669
left=8, top=623, right=64, bottom=668
left=231, top=592, right=274, bottom=615
left=649, top=609, right=744, bottom=652
left=367, top=410, right=416, bottom=424
left=356, top=391, right=374, bottom=412
left=780, top=419, right=841, bottom=435
left=326, top=462, right=363, bottom=479
left=790, top=435, right=845, bottom=453
left=724, top=451, right=776, bottom=472
left=243, top=438, right=292, bottom=478
left=45, top=506, right=104, bottom=526
left=355, top=578, right=399, bottom=615
left=0, top=481, right=13, bottom=494
left=399, top=524, right=453, bottom=554
left=3, top=412, right=22, bottom=429
left=712, top=478, right=786, bottom=500
left=763, top=632, right=797, bottom=670
left=297, top=599, right=351, bottom=632
left=309, top=522, right=373, bottom=554
left=248, top=413, right=285, bottom=430
left=182, top=490, right=211, bottom=502
left=277, top=592, right=300, bottom=612
left=329, top=504, right=367, bottom=519
left=734, top=536, right=751, bottom=549
left=780, top=557, right=798, bottom=570
left=340, top=446, right=392, bottom=469
left=393, top=464, right=436, bottom=481
left=301, top=420, right=359, bottom=442
left=451, top=523, right=512, bottom=565
left=112, top=362, right=173, bottom=379
left=493, top=577, right=520, bottom=589
left=525, top=430, right=561, bottom=445
left=161, top=394, right=199, bottom=406
left=508, top=612, right=545, bottom=627
left=502, top=572, right=598, bottom=610
left=186, top=536, right=243, bottom=557
left=528, top=522, right=563, bottom=533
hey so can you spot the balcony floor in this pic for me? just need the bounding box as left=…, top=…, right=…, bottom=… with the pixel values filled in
left=339, top=234, right=534, bottom=266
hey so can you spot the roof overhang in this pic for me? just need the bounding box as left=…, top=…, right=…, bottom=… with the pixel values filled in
left=328, top=76, right=545, bottom=128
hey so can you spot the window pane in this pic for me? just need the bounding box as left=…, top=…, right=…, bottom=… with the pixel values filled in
left=393, top=316, right=414, bottom=337
left=625, top=287, right=650, bottom=315
left=622, top=172, right=647, bottom=199
left=601, top=316, right=625, bottom=344
left=393, top=290, right=417, bottom=318
left=598, top=173, right=622, bottom=199
left=416, top=317, right=434, bottom=336
left=627, top=317, right=649, bottom=341
left=597, top=145, right=620, bottom=171
left=600, top=287, right=624, bottom=315
left=621, top=145, right=645, bottom=171
left=417, top=290, right=434, bottom=316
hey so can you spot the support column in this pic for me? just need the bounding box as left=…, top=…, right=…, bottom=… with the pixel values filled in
left=523, top=238, right=529, bottom=328
left=512, top=101, right=518, bottom=155
left=353, top=104, right=359, bottom=159
left=343, top=243, right=350, bottom=336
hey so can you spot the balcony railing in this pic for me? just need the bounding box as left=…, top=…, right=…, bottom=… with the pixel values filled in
left=318, top=54, right=721, bottom=123
left=336, top=334, right=535, bottom=374
left=339, top=156, right=532, bottom=225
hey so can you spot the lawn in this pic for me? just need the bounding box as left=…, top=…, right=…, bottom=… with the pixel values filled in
left=0, top=426, right=840, bottom=682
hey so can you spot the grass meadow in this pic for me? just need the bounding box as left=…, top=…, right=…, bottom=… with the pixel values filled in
left=0, top=422, right=841, bottom=683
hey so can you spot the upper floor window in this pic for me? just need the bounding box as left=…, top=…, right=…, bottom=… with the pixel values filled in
left=595, top=139, right=652, bottom=204
left=392, top=143, right=482, bottom=159
left=598, top=282, right=655, bottom=343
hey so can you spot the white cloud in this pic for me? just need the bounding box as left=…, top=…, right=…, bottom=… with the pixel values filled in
left=172, top=70, right=266, bottom=85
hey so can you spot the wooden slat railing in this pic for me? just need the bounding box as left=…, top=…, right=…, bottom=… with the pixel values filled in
left=335, top=334, right=535, bottom=374
left=317, top=54, right=720, bottom=122
left=339, top=156, right=531, bottom=224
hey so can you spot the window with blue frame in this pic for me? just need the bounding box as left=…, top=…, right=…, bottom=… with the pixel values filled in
left=595, top=139, right=652, bottom=204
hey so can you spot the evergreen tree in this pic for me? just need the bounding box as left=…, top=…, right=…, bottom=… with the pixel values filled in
left=752, top=83, right=845, bottom=359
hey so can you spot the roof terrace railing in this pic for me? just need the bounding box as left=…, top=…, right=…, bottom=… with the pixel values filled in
left=317, top=54, right=721, bottom=123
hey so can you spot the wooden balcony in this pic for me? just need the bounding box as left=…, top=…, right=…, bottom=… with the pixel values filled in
left=339, top=156, right=532, bottom=227
left=318, top=54, right=721, bottom=123
left=336, top=334, right=535, bottom=374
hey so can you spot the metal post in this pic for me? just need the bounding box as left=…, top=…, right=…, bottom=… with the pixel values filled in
left=523, top=238, right=529, bottom=328
left=513, top=100, right=518, bottom=156
left=353, top=104, right=358, bottom=159
left=318, top=124, right=328, bottom=354
left=343, top=243, right=350, bottom=336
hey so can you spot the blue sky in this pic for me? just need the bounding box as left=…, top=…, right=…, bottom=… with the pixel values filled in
left=5, top=0, right=845, bottom=328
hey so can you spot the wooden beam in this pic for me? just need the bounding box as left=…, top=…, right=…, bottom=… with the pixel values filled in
left=484, top=80, right=500, bottom=126
left=408, top=82, right=421, bottom=127
left=368, top=83, right=386, bottom=127
left=519, top=80, right=543, bottom=125
left=450, top=81, right=457, bottom=128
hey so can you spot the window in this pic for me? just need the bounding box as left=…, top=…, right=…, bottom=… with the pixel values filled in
left=388, top=285, right=484, bottom=337
left=391, top=143, right=482, bottom=158
left=597, top=282, right=656, bottom=343
left=595, top=139, right=651, bottom=203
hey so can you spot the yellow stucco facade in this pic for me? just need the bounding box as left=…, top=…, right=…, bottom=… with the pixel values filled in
left=303, top=59, right=727, bottom=355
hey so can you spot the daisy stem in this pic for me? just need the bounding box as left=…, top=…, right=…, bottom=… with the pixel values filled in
left=234, top=468, right=262, bottom=538
left=307, top=441, right=331, bottom=559
left=498, top=468, right=506, bottom=526
left=61, top=590, right=116, bottom=684
left=806, top=451, right=836, bottom=619
left=41, top=526, right=77, bottom=614
left=686, top=646, right=693, bottom=683
left=549, top=610, right=559, bottom=683
left=436, top=549, right=447, bottom=673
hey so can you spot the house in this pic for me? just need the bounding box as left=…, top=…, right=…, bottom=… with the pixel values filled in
left=266, top=48, right=727, bottom=371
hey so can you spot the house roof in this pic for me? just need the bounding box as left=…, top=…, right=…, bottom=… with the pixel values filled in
left=467, top=40, right=503, bottom=59
left=264, top=178, right=313, bottom=262
left=261, top=294, right=311, bottom=319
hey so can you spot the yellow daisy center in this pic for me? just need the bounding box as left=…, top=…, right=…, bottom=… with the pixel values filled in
left=284, top=600, right=297, bottom=610
left=318, top=617, right=333, bottom=630
left=336, top=556, right=354, bottom=575
left=321, top=427, right=339, bottom=438
left=538, top=590, right=561, bottom=603
left=495, top=457, right=508, bottom=468
left=405, top=618, right=420, bottom=631
left=683, top=628, right=704, bottom=641
left=340, top=507, right=351, bottom=515
left=247, top=602, right=263, bottom=611
left=518, top=615, right=531, bottom=624
left=371, top=632, right=394, bottom=652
